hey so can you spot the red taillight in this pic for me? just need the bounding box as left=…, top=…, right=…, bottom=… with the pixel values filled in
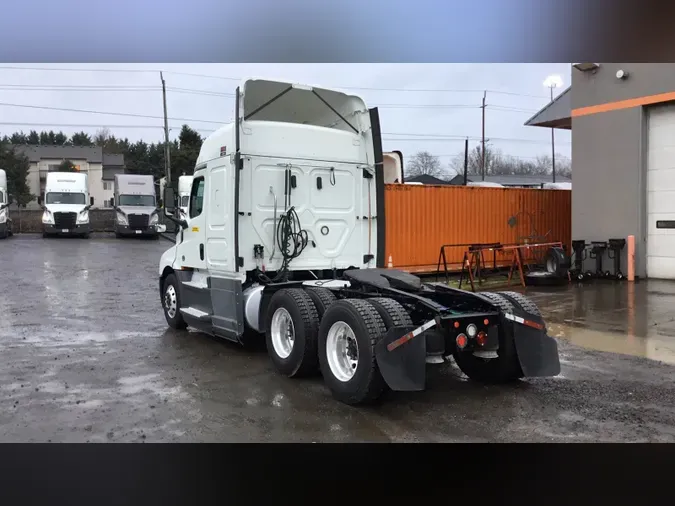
left=483, top=319, right=489, bottom=326
left=456, top=333, right=468, bottom=349
left=476, top=331, right=487, bottom=346
left=453, top=321, right=460, bottom=329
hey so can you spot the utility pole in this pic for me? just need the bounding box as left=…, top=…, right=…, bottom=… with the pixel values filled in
left=463, top=137, right=469, bottom=185
left=481, top=90, right=486, bottom=181
left=160, top=71, right=171, bottom=187
left=550, top=86, right=556, bottom=183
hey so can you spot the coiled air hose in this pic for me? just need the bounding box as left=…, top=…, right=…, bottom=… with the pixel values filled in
left=257, top=206, right=308, bottom=284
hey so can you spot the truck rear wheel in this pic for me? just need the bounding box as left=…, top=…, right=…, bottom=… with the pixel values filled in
left=453, top=292, right=523, bottom=383
left=305, top=287, right=337, bottom=318
left=318, top=299, right=388, bottom=405
left=265, top=288, right=320, bottom=378
left=367, top=297, right=412, bottom=328
left=162, top=273, right=187, bottom=330
left=495, top=291, right=542, bottom=317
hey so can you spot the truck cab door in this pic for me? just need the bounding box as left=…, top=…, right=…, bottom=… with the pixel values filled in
left=177, top=174, right=207, bottom=271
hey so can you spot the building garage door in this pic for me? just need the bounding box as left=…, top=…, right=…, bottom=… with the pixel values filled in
left=647, top=103, right=675, bottom=279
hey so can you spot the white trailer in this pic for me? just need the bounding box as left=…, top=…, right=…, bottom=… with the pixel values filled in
left=40, top=172, right=93, bottom=238
left=177, top=175, right=193, bottom=218
left=111, top=174, right=164, bottom=238
left=157, top=78, right=560, bottom=406
left=0, top=169, right=13, bottom=239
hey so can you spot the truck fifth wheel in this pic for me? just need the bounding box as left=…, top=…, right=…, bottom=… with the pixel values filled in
left=158, top=78, right=561, bottom=406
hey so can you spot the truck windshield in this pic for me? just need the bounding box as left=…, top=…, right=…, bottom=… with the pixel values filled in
left=180, top=196, right=189, bottom=207
left=119, top=195, right=155, bottom=207
left=46, top=192, right=85, bottom=205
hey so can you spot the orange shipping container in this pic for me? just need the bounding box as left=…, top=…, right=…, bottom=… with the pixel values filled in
left=384, top=184, right=571, bottom=274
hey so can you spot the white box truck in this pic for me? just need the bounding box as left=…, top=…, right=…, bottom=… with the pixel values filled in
left=177, top=175, right=193, bottom=218
left=157, top=78, right=560, bottom=406
left=39, top=172, right=93, bottom=238
left=111, top=174, right=165, bottom=238
left=0, top=169, right=13, bottom=239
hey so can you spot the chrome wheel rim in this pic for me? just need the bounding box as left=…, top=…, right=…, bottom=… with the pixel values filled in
left=326, top=321, right=359, bottom=382
left=271, top=307, right=295, bottom=359
left=164, top=284, right=177, bottom=319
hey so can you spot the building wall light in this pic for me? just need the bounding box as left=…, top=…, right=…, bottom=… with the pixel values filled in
left=573, top=63, right=600, bottom=72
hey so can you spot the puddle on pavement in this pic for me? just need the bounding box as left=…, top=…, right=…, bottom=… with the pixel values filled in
left=548, top=322, right=675, bottom=366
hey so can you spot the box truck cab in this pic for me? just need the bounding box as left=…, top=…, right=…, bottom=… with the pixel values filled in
left=111, top=174, right=165, bottom=238
left=177, top=175, right=193, bottom=218
left=40, top=172, right=92, bottom=238
left=0, top=169, right=13, bottom=239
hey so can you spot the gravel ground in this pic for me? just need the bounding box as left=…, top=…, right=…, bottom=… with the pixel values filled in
left=1, top=235, right=674, bottom=442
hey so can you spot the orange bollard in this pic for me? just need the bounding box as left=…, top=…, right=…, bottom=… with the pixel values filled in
left=627, top=235, right=635, bottom=281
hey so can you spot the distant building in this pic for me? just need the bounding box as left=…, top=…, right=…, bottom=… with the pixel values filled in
left=405, top=174, right=451, bottom=185
left=11, top=145, right=125, bottom=209
left=447, top=174, right=572, bottom=188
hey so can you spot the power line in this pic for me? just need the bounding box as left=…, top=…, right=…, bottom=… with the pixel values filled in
left=0, top=65, right=550, bottom=98
left=0, top=84, right=543, bottom=113
left=0, top=101, right=224, bottom=124
left=383, top=137, right=570, bottom=145
left=0, top=121, right=568, bottom=147
left=0, top=121, right=214, bottom=133
left=402, top=153, right=569, bottom=161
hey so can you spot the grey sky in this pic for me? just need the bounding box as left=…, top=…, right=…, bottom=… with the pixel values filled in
left=0, top=63, right=571, bottom=173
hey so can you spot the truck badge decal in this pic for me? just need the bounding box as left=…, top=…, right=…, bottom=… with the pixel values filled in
left=192, top=226, right=199, bottom=232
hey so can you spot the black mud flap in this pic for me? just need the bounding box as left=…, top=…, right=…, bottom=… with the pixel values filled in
left=375, top=325, right=427, bottom=391
left=512, top=324, right=561, bottom=377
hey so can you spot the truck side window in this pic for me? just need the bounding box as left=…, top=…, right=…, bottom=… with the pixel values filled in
left=189, top=177, right=205, bottom=219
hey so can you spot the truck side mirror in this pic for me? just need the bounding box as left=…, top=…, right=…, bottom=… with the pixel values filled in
left=163, top=187, right=176, bottom=216
left=37, top=196, right=43, bottom=206
left=158, top=199, right=163, bottom=208
left=90, top=196, right=95, bottom=206
left=109, top=197, right=114, bottom=207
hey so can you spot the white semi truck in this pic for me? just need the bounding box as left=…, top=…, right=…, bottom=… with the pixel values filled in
left=40, top=172, right=93, bottom=238
left=177, top=175, right=193, bottom=218
left=158, top=78, right=560, bottom=406
left=0, top=169, right=13, bottom=239
left=111, top=174, right=164, bottom=238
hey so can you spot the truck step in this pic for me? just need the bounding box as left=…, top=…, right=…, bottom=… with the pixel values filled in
left=180, top=307, right=211, bottom=320
left=182, top=280, right=208, bottom=289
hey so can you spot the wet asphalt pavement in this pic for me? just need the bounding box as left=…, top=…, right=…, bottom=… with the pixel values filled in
left=1, top=235, right=675, bottom=442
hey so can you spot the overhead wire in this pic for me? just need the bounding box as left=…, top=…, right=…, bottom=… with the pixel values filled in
left=0, top=65, right=551, bottom=98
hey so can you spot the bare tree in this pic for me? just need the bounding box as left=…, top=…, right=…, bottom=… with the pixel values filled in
left=448, top=144, right=572, bottom=178
left=449, top=144, right=501, bottom=176
left=407, top=151, right=445, bottom=178
left=94, top=128, right=112, bottom=147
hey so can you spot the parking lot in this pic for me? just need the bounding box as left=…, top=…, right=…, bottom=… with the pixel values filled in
left=1, top=235, right=675, bottom=442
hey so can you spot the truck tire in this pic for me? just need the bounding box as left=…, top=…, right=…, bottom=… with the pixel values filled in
left=367, top=297, right=412, bottom=328
left=265, top=288, right=320, bottom=378
left=496, top=291, right=542, bottom=318
left=476, top=291, right=516, bottom=313
left=453, top=291, right=523, bottom=384
left=305, top=287, right=337, bottom=319
left=162, top=273, right=187, bottom=330
left=318, top=299, right=388, bottom=405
